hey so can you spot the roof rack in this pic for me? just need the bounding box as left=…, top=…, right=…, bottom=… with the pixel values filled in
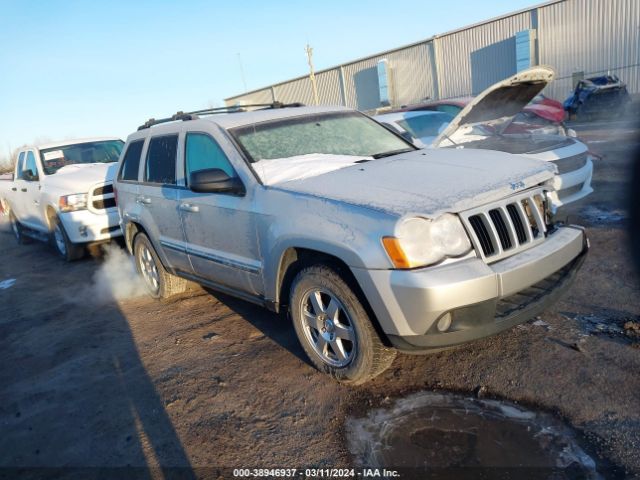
left=137, top=102, right=305, bottom=130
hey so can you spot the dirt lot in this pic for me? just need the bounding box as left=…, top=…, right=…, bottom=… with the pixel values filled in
left=1, top=122, right=639, bottom=478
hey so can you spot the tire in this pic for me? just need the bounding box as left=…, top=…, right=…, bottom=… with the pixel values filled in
left=133, top=233, right=187, bottom=299
left=50, top=216, right=84, bottom=261
left=290, top=264, right=396, bottom=385
left=9, top=212, right=31, bottom=245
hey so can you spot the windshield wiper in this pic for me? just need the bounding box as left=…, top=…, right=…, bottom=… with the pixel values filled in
left=371, top=148, right=415, bottom=159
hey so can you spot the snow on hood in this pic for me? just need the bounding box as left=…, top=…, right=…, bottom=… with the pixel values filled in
left=46, top=162, right=118, bottom=192
left=433, top=66, right=555, bottom=148
left=253, top=153, right=371, bottom=185
left=271, top=149, right=556, bottom=217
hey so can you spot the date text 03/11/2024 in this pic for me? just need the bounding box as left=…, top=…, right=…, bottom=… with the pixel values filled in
left=232, top=468, right=401, bottom=478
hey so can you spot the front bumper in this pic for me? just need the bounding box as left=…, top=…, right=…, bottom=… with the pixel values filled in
left=59, top=208, right=122, bottom=244
left=352, top=226, right=587, bottom=353
left=548, top=158, right=594, bottom=208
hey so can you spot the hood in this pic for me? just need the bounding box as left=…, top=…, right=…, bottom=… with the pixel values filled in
left=45, top=163, right=118, bottom=193
left=433, top=66, right=555, bottom=148
left=273, top=149, right=556, bottom=217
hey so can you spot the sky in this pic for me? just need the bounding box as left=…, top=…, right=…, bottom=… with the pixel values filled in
left=0, top=0, right=541, bottom=161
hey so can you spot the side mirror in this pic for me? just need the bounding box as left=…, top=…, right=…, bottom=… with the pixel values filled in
left=23, top=170, right=39, bottom=182
left=189, top=168, right=245, bottom=195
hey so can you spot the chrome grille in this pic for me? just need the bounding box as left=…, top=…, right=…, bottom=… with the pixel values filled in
left=90, top=182, right=116, bottom=211
left=461, top=189, right=548, bottom=263
left=552, top=152, right=588, bottom=175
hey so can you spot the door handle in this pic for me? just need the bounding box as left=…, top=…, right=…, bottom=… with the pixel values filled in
left=136, top=196, right=152, bottom=205
left=179, top=203, right=199, bottom=213
left=11, top=187, right=16, bottom=191
left=21, top=188, right=27, bottom=192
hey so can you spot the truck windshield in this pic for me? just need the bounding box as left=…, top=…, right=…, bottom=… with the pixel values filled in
left=230, top=111, right=414, bottom=162
left=40, top=140, right=124, bottom=175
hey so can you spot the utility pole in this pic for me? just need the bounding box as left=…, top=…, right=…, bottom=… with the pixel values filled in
left=305, top=44, right=320, bottom=106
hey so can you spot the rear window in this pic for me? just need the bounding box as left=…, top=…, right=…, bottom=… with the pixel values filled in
left=118, top=140, right=144, bottom=181
left=145, top=135, right=178, bottom=185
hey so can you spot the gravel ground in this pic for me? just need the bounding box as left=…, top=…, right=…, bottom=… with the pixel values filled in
left=0, top=121, right=638, bottom=478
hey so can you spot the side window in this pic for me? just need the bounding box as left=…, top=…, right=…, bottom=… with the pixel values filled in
left=24, top=152, right=39, bottom=181
left=145, top=135, right=178, bottom=185
left=15, top=152, right=25, bottom=178
left=185, top=133, right=237, bottom=185
left=118, top=140, right=144, bottom=181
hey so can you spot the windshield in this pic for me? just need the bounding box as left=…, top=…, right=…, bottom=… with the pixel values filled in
left=40, top=140, right=124, bottom=175
left=398, top=112, right=454, bottom=139
left=230, top=111, right=414, bottom=162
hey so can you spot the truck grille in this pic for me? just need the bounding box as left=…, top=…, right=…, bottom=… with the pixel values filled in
left=552, top=152, right=588, bottom=175
left=90, top=183, right=116, bottom=211
left=460, top=189, right=548, bottom=263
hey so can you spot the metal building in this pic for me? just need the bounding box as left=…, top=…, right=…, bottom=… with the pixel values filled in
left=225, top=0, right=639, bottom=110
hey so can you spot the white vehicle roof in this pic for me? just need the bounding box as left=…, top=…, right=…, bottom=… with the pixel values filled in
left=33, top=137, right=123, bottom=151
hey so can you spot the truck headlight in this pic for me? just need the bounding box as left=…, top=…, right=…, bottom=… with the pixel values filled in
left=59, top=193, right=88, bottom=212
left=382, top=214, right=472, bottom=269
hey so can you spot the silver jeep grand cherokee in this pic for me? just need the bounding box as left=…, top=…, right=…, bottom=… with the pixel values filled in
left=114, top=104, right=588, bottom=384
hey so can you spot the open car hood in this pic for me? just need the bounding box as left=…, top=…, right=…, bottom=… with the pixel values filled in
left=432, top=66, right=555, bottom=148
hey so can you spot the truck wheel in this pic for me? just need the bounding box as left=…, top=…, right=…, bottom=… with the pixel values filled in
left=133, top=233, right=187, bottom=299
left=9, top=213, right=31, bottom=245
left=51, top=217, right=84, bottom=261
left=290, top=265, right=396, bottom=385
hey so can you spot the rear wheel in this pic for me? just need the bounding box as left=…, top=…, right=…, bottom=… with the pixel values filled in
left=133, top=233, right=187, bottom=299
left=9, top=212, right=31, bottom=245
left=50, top=216, right=84, bottom=261
left=290, top=264, right=396, bottom=385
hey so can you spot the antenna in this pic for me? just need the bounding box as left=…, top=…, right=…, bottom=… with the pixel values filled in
left=305, top=44, right=320, bottom=106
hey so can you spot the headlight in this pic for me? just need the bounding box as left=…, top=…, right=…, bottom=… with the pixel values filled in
left=59, top=193, right=88, bottom=212
left=382, top=214, right=472, bottom=269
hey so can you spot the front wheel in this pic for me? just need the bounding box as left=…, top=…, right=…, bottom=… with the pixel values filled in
left=50, top=216, right=84, bottom=261
left=290, top=265, right=396, bottom=385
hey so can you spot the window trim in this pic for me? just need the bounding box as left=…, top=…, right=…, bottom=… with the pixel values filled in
left=117, top=139, right=146, bottom=184
left=143, top=133, right=179, bottom=186
left=183, top=131, right=238, bottom=188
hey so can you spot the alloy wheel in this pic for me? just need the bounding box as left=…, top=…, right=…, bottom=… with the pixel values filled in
left=299, top=288, right=356, bottom=367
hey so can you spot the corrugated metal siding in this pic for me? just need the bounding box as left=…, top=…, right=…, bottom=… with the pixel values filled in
left=538, top=0, right=640, bottom=99
left=225, top=0, right=640, bottom=108
left=226, top=87, right=273, bottom=105
left=341, top=41, right=437, bottom=110
left=274, top=69, right=343, bottom=106
left=273, top=77, right=316, bottom=105
left=436, top=12, right=533, bottom=98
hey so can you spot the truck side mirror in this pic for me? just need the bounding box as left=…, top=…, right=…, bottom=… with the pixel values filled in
left=189, top=168, right=245, bottom=195
left=23, top=170, right=39, bottom=182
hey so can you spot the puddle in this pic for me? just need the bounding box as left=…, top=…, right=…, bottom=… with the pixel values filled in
left=347, top=391, right=602, bottom=478
left=579, top=206, right=627, bottom=225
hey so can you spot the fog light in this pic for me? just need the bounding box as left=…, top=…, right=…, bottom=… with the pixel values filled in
left=437, top=313, right=452, bottom=332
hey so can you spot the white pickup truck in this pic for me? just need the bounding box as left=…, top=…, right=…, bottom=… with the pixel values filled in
left=0, top=138, right=124, bottom=260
